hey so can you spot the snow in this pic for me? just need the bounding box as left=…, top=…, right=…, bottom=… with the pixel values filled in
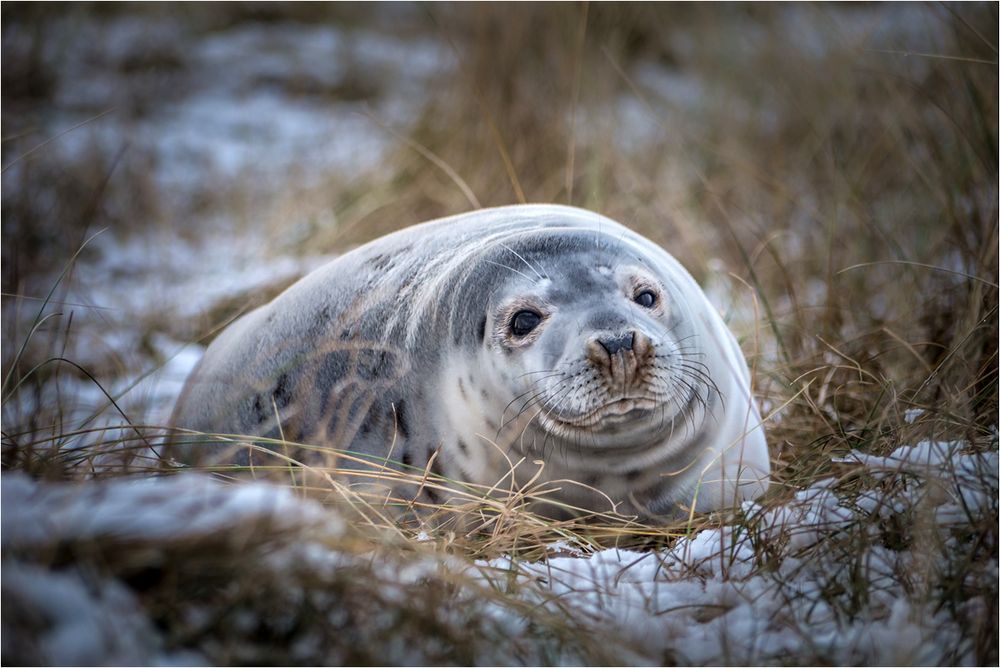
left=2, top=561, right=192, bottom=666
left=2, top=11, right=449, bottom=437
left=1, top=473, right=341, bottom=550
left=2, top=5, right=994, bottom=665
left=21, top=14, right=450, bottom=203
left=1, top=474, right=342, bottom=665
left=3, top=13, right=444, bottom=444
left=469, top=440, right=996, bottom=665
left=2, top=435, right=993, bottom=664
left=834, top=440, right=999, bottom=526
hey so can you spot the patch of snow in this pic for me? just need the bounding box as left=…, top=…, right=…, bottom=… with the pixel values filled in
left=118, top=336, right=206, bottom=425
left=835, top=440, right=999, bottom=526
left=2, top=472, right=342, bottom=550
left=29, top=15, right=452, bottom=207
left=633, top=62, right=708, bottom=112
left=2, top=472, right=577, bottom=666
left=474, top=439, right=996, bottom=664
left=1, top=561, right=198, bottom=666
left=2, top=435, right=994, bottom=664
left=545, top=540, right=584, bottom=557
left=3, top=12, right=450, bottom=440
left=75, top=225, right=337, bottom=325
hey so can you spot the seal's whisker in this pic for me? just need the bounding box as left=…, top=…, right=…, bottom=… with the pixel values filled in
left=482, top=259, right=537, bottom=284
left=533, top=381, right=584, bottom=458
left=671, top=375, right=711, bottom=438
left=676, top=366, right=713, bottom=388
left=499, top=243, right=547, bottom=281
left=499, top=380, right=562, bottom=427
left=511, top=376, right=575, bottom=423
left=498, top=375, right=575, bottom=442
left=526, top=374, right=577, bottom=419
left=677, top=362, right=723, bottom=407
left=514, top=368, right=560, bottom=380
left=669, top=345, right=707, bottom=358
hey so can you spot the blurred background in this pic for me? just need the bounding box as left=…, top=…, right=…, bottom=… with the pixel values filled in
left=2, top=2, right=997, bottom=482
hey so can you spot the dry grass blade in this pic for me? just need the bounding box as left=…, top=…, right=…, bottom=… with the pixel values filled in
left=2, top=3, right=996, bottom=665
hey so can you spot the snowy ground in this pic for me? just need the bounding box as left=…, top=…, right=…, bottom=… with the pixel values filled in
left=3, top=438, right=995, bottom=665
left=3, top=11, right=446, bottom=431
left=2, top=6, right=996, bottom=666
left=494, top=440, right=997, bottom=665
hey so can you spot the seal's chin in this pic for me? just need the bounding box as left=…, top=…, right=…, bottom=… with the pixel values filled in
left=541, top=397, right=662, bottom=432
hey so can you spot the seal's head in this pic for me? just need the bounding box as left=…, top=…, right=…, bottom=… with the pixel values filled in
left=471, top=229, right=711, bottom=453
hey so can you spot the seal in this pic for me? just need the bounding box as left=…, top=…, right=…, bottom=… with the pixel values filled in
left=168, top=204, right=769, bottom=521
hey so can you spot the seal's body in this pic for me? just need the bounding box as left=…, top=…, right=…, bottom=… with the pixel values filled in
left=170, top=205, right=769, bottom=520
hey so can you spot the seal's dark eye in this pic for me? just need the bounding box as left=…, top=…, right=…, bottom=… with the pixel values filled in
left=510, top=310, right=542, bottom=337
left=635, top=290, right=657, bottom=308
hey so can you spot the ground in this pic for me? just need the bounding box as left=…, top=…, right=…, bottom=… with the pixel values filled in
left=2, top=4, right=997, bottom=665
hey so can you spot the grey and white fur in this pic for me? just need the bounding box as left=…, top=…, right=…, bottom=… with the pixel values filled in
left=169, top=204, right=770, bottom=521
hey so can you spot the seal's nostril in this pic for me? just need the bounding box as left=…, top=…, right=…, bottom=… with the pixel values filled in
left=598, top=331, right=635, bottom=356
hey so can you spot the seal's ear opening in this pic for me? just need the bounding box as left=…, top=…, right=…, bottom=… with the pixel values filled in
left=476, top=317, right=486, bottom=343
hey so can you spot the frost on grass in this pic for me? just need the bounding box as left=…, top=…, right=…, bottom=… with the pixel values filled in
left=2, top=12, right=448, bottom=442
left=3, top=439, right=995, bottom=665
left=481, top=441, right=997, bottom=665
left=2, top=4, right=995, bottom=666
left=0, top=473, right=618, bottom=666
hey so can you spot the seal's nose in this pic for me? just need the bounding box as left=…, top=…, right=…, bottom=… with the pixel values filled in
left=588, top=330, right=651, bottom=365
left=597, top=331, right=635, bottom=356
left=586, top=330, right=653, bottom=390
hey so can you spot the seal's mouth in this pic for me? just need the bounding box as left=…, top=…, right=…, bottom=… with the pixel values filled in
left=545, top=397, right=661, bottom=429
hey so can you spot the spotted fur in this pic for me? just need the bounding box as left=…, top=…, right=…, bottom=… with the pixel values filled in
left=168, top=204, right=769, bottom=521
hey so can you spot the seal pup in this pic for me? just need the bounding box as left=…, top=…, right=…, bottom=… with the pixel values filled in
left=169, top=204, right=769, bottom=521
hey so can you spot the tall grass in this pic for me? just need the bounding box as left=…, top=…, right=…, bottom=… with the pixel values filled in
left=2, top=3, right=996, bottom=665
